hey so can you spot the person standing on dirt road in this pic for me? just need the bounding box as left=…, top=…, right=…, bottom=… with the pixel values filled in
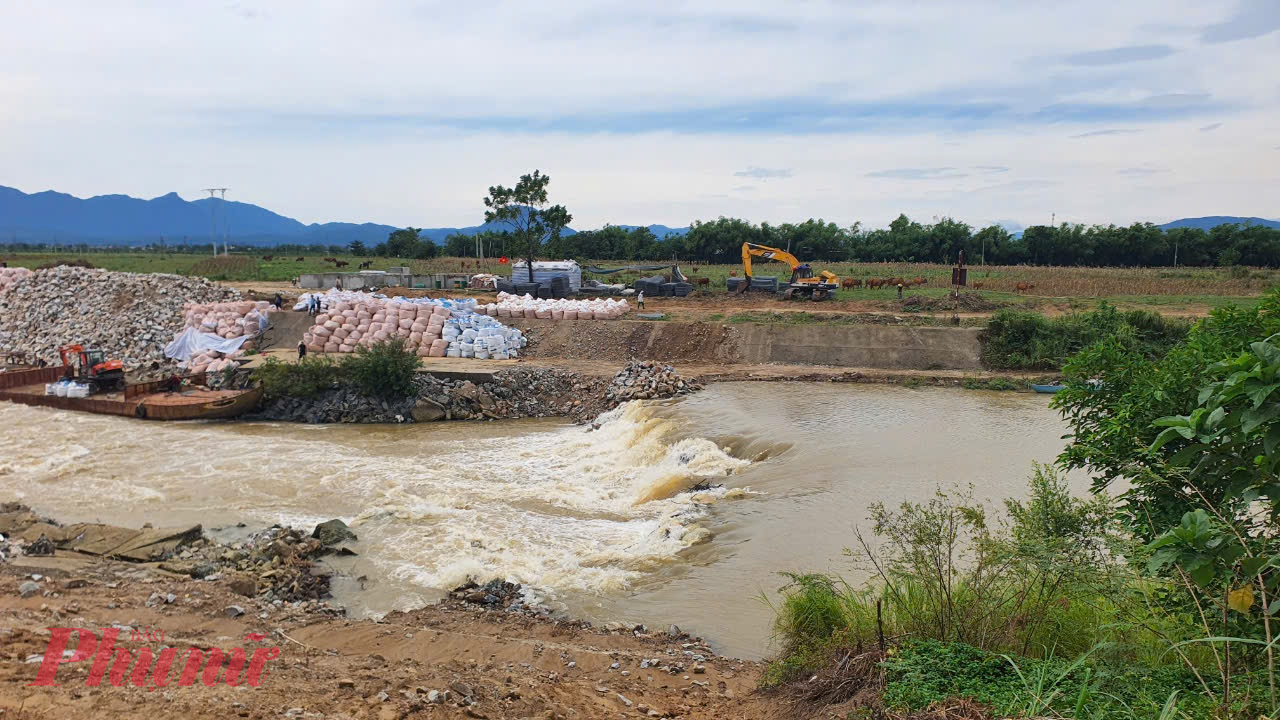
left=637, top=290, right=645, bottom=310
left=897, top=282, right=904, bottom=299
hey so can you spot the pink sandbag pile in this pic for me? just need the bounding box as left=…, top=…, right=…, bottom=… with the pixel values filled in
left=0, top=267, right=32, bottom=293
left=187, top=353, right=240, bottom=376
left=303, top=298, right=453, bottom=358
left=182, top=300, right=276, bottom=349
left=484, top=292, right=630, bottom=321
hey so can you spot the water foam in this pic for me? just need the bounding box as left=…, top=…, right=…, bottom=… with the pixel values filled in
left=0, top=399, right=751, bottom=597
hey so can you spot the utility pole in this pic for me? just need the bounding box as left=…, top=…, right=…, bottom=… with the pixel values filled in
left=204, top=188, right=228, bottom=255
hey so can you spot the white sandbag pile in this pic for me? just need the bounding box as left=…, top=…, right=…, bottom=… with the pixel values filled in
left=301, top=291, right=526, bottom=360
left=0, top=266, right=238, bottom=368
left=482, top=292, right=630, bottom=321
left=0, top=267, right=32, bottom=292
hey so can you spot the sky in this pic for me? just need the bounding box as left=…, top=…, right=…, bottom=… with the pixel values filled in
left=1, top=0, right=1278, bottom=232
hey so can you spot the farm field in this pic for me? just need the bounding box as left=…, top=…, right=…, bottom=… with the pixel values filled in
left=2, top=252, right=1274, bottom=318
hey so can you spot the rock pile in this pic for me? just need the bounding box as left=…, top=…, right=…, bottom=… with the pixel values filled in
left=254, top=367, right=602, bottom=424
left=255, top=362, right=702, bottom=425
left=414, top=368, right=604, bottom=422
left=0, top=267, right=238, bottom=368
left=160, top=522, right=350, bottom=607
left=603, top=360, right=701, bottom=404
left=0, top=267, right=31, bottom=292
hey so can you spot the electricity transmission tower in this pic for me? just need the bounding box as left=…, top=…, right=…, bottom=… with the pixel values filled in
left=204, top=188, right=229, bottom=255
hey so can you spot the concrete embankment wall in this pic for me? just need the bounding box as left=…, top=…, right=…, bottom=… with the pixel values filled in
left=513, top=318, right=984, bottom=371
left=729, top=324, right=983, bottom=370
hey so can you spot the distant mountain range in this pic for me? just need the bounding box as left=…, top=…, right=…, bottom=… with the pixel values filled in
left=1156, top=216, right=1280, bottom=231
left=0, top=184, right=1272, bottom=246
left=0, top=185, right=690, bottom=246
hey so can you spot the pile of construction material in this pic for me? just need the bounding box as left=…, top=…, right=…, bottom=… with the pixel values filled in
left=0, top=267, right=32, bottom=292
left=301, top=291, right=526, bottom=359
left=604, top=360, right=701, bottom=404
left=483, top=292, right=630, bottom=320
left=0, top=266, right=238, bottom=368
left=181, top=300, right=276, bottom=341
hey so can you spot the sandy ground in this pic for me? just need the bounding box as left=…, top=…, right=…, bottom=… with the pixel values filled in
left=0, top=548, right=824, bottom=720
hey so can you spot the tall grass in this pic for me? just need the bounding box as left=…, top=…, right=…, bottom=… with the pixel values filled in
left=761, top=466, right=1267, bottom=718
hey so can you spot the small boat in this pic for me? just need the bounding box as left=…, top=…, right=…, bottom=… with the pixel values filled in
left=0, top=365, right=262, bottom=420
left=1031, top=383, right=1066, bottom=394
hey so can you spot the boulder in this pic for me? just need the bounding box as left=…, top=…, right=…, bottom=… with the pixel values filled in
left=312, top=519, right=357, bottom=546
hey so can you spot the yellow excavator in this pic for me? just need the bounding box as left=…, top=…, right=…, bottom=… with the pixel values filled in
left=737, top=243, right=841, bottom=301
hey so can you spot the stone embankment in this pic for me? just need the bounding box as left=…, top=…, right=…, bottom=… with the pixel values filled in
left=0, top=266, right=237, bottom=369
left=253, top=360, right=702, bottom=425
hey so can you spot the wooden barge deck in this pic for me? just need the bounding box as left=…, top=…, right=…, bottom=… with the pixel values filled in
left=0, top=366, right=262, bottom=420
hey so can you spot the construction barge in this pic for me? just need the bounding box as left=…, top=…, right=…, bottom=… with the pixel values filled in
left=0, top=365, right=262, bottom=420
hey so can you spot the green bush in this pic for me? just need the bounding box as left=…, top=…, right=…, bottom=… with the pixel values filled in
left=981, top=303, right=1189, bottom=370
left=252, top=356, right=339, bottom=400
left=338, top=338, right=419, bottom=400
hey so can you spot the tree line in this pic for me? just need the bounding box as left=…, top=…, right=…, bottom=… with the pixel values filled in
left=420, top=215, right=1280, bottom=268
left=9, top=215, right=1280, bottom=269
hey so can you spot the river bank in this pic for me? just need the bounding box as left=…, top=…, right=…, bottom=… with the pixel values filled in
left=0, top=504, right=781, bottom=719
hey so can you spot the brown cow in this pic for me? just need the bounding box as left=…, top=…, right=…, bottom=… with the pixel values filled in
left=695, top=277, right=710, bottom=287
left=295, top=256, right=305, bottom=262
left=1015, top=282, right=1035, bottom=293
left=911, top=277, right=926, bottom=286
left=841, top=277, right=862, bottom=289
left=334, top=260, right=350, bottom=268
left=322, top=257, right=337, bottom=264
left=867, top=278, right=885, bottom=289
left=972, top=281, right=986, bottom=290
left=261, top=255, right=274, bottom=261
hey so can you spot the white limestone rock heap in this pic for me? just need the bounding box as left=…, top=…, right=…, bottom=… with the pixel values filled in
left=0, top=266, right=239, bottom=369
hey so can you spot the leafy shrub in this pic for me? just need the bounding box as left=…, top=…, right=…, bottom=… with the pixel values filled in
left=252, top=356, right=339, bottom=400
left=981, top=303, right=1188, bottom=370
left=339, top=338, right=419, bottom=399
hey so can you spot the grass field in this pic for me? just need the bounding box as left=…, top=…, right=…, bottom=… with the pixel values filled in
left=3, top=252, right=1275, bottom=311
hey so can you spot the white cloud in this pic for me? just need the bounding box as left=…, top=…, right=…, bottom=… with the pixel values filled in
left=0, top=0, right=1277, bottom=229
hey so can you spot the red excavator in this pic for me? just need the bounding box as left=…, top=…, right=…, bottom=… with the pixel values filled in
left=58, top=344, right=126, bottom=393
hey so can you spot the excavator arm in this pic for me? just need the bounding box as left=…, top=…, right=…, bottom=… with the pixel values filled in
left=741, top=243, right=801, bottom=280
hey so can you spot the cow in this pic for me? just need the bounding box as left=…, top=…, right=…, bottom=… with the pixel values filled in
left=867, top=278, right=885, bottom=289
left=295, top=256, right=305, bottom=262
left=358, top=261, right=372, bottom=270
left=841, top=277, right=862, bottom=289
left=911, top=277, right=927, bottom=286
left=972, top=281, right=986, bottom=290
left=261, top=255, right=274, bottom=261
left=1015, top=282, right=1035, bottom=293
left=695, top=277, right=710, bottom=287
left=322, top=257, right=338, bottom=264
left=334, top=260, right=350, bottom=268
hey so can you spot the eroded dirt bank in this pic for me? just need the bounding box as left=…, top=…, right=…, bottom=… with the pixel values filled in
left=0, top=508, right=803, bottom=720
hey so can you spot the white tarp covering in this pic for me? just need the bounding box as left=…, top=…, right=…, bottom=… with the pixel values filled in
left=164, top=326, right=251, bottom=362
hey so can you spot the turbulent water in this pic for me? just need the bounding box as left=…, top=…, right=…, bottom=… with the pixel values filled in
left=0, top=382, right=1077, bottom=658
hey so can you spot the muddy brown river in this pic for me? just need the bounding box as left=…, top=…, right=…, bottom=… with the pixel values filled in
left=0, top=383, right=1079, bottom=658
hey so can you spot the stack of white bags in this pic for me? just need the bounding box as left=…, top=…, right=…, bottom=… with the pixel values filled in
left=482, top=292, right=630, bottom=320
